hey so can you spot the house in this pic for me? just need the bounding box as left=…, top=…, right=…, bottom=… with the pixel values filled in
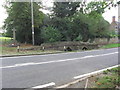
left=109, top=16, right=120, bottom=34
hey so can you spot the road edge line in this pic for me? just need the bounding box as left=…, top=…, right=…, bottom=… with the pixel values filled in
left=74, top=65, right=119, bottom=79
left=56, top=65, right=119, bottom=88
left=31, top=82, right=55, bottom=88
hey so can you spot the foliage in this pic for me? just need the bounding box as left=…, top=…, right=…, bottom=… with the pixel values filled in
left=42, top=26, right=62, bottom=43
left=93, top=16, right=110, bottom=38
left=52, top=1, right=112, bottom=42
left=79, top=1, right=117, bottom=15
left=3, top=0, right=117, bottom=45
left=72, top=12, right=110, bottom=42
left=3, top=1, right=44, bottom=44
left=53, top=1, right=80, bottom=18
left=72, top=13, right=90, bottom=42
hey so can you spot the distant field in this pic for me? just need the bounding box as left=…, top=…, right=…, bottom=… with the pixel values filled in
left=0, top=37, right=12, bottom=40
left=0, top=37, right=12, bottom=44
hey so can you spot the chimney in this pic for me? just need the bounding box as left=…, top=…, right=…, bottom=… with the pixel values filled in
left=112, top=16, right=116, bottom=22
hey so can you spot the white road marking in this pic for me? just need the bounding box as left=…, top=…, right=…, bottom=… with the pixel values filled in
left=85, top=79, right=89, bottom=89
left=1, top=48, right=118, bottom=59
left=56, top=65, right=119, bottom=88
left=0, top=52, right=118, bottom=69
left=74, top=65, right=119, bottom=79
left=31, top=82, right=55, bottom=88
left=1, top=63, right=35, bottom=69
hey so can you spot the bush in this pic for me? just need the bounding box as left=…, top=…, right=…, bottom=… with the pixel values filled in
left=42, top=26, right=62, bottom=43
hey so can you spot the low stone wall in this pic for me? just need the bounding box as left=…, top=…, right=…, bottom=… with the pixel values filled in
left=108, top=37, right=119, bottom=44
left=94, top=37, right=119, bottom=45
left=41, top=41, right=99, bottom=51
left=19, top=38, right=119, bottom=51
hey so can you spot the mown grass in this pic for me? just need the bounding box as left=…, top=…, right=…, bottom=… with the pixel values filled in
left=102, top=43, right=120, bottom=49
left=0, top=46, right=62, bottom=56
left=0, top=37, right=13, bottom=45
left=0, top=37, right=63, bottom=56
left=0, top=37, right=12, bottom=42
left=0, top=37, right=12, bottom=40
left=94, top=67, right=120, bottom=88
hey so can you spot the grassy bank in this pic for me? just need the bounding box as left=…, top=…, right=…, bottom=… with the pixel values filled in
left=102, top=43, right=120, bottom=49
left=0, top=45, right=62, bottom=56
left=66, top=66, right=120, bottom=88
left=93, top=66, right=120, bottom=88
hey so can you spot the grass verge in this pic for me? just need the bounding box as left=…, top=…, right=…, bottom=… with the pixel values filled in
left=93, top=66, right=120, bottom=88
left=0, top=46, right=63, bottom=56
left=66, top=66, right=120, bottom=88
left=101, top=43, right=120, bottom=49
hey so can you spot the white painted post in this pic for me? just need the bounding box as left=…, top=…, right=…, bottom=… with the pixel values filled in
left=118, top=2, right=120, bottom=23
left=17, top=45, right=20, bottom=52
left=118, top=1, right=120, bottom=42
left=31, top=0, right=35, bottom=45
left=12, top=29, right=16, bottom=40
left=42, top=46, right=45, bottom=51
left=64, top=46, right=66, bottom=51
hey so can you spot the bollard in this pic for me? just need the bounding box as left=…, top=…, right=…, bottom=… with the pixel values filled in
left=42, top=46, right=45, bottom=51
left=17, top=45, right=20, bottom=52
left=64, top=46, right=66, bottom=51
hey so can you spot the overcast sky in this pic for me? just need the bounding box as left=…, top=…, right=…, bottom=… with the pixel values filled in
left=0, top=0, right=118, bottom=29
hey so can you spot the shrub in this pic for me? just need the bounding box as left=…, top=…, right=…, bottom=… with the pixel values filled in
left=42, top=26, right=62, bottom=43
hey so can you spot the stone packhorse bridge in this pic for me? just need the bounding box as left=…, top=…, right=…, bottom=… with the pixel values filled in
left=40, top=41, right=99, bottom=51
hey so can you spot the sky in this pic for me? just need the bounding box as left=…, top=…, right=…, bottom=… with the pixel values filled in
left=0, top=0, right=119, bottom=29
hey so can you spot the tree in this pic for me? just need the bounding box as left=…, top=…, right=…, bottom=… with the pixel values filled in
left=52, top=1, right=80, bottom=41
left=72, top=12, right=110, bottom=42
left=72, top=13, right=90, bottom=42
left=51, top=1, right=113, bottom=42
left=79, top=1, right=117, bottom=15
left=3, top=1, right=44, bottom=44
left=53, top=1, right=80, bottom=18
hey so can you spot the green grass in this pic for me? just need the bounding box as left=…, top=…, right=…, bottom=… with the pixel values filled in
left=102, top=43, right=120, bottom=49
left=94, top=67, right=120, bottom=88
left=0, top=37, right=12, bottom=40
left=0, top=46, right=63, bottom=56
left=0, top=37, right=13, bottom=45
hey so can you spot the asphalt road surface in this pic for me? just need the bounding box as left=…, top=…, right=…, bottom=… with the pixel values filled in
left=0, top=48, right=119, bottom=88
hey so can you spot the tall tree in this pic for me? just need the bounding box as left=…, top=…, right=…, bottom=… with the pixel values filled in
left=53, top=1, right=80, bottom=18
left=79, top=1, right=117, bottom=15
left=3, top=1, right=44, bottom=44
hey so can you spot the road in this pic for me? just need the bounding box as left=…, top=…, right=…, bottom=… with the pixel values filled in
left=0, top=48, right=119, bottom=88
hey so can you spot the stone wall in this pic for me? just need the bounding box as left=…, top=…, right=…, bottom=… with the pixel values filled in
left=19, top=38, right=119, bottom=51
left=94, top=37, right=119, bottom=45
left=41, top=41, right=99, bottom=51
